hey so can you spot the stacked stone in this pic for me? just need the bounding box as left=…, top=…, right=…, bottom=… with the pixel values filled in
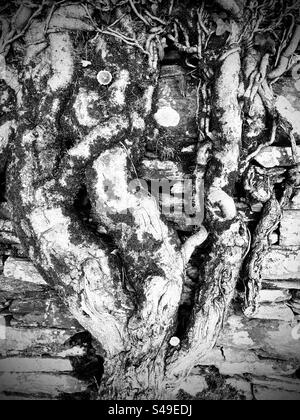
left=0, top=205, right=102, bottom=399
left=249, top=149, right=300, bottom=323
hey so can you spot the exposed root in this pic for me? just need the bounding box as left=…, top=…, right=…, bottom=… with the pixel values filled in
left=268, top=24, right=300, bottom=80
left=243, top=195, right=282, bottom=317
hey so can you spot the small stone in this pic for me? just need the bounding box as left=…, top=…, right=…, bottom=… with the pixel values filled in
left=96, top=70, right=112, bottom=85
left=57, top=346, right=86, bottom=358
left=251, top=203, right=263, bottom=213
left=181, top=145, right=195, bottom=153
left=81, top=60, right=91, bottom=68
left=154, top=106, right=180, bottom=127
left=169, top=336, right=180, bottom=347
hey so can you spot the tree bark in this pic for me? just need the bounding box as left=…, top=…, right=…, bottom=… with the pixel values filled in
left=1, top=0, right=299, bottom=399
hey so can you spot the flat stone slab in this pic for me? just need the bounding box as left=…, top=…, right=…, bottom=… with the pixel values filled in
left=218, top=315, right=300, bottom=362
left=258, top=289, right=292, bottom=303
left=3, top=258, right=47, bottom=285
left=262, top=279, right=300, bottom=290
left=279, top=210, right=300, bottom=246
left=199, top=347, right=298, bottom=378
left=0, top=357, right=73, bottom=373
left=254, top=146, right=300, bottom=168
left=0, top=276, right=46, bottom=295
left=254, top=386, right=300, bottom=401
left=0, top=372, right=87, bottom=396
left=261, top=247, right=300, bottom=280
left=0, top=327, right=74, bottom=357
left=251, top=303, right=294, bottom=322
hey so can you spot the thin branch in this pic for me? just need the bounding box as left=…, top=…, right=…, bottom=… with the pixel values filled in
left=128, top=0, right=150, bottom=26
left=0, top=1, right=46, bottom=55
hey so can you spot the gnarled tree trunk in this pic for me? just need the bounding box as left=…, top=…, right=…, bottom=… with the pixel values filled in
left=0, top=0, right=299, bottom=399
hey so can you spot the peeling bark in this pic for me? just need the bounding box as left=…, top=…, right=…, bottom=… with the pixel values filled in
left=1, top=0, right=299, bottom=400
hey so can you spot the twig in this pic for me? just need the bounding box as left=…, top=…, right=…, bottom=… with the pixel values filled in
left=268, top=24, right=300, bottom=79
left=169, top=0, right=174, bottom=16
left=0, top=1, right=46, bottom=55
left=145, top=10, right=166, bottom=26
left=128, top=0, right=150, bottom=26
left=99, top=28, right=148, bottom=55
left=44, top=0, right=67, bottom=34
left=166, top=34, right=198, bottom=53
left=197, top=5, right=209, bottom=36
left=174, top=19, right=190, bottom=47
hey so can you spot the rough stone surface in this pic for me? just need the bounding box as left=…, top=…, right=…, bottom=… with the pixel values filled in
left=261, top=247, right=300, bottom=280
left=0, top=357, right=73, bottom=373
left=0, top=327, right=74, bottom=356
left=0, top=276, right=46, bottom=295
left=3, top=258, right=47, bottom=285
left=225, top=378, right=253, bottom=400
left=9, top=296, right=81, bottom=330
left=201, top=347, right=297, bottom=377
left=258, top=289, right=292, bottom=303
left=253, top=386, right=300, bottom=400
left=218, top=315, right=300, bottom=361
left=176, top=375, right=208, bottom=397
left=262, top=279, right=300, bottom=290
left=250, top=303, right=294, bottom=322
left=279, top=210, right=300, bottom=246
left=0, top=372, right=88, bottom=396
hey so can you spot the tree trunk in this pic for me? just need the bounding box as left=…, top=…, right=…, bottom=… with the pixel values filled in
left=1, top=0, right=299, bottom=399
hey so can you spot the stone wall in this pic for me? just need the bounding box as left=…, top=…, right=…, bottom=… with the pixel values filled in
left=0, top=215, right=104, bottom=399
left=0, top=180, right=299, bottom=400
left=0, top=69, right=300, bottom=399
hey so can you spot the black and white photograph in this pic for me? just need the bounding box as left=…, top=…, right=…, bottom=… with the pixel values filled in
left=0, top=0, right=299, bottom=403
